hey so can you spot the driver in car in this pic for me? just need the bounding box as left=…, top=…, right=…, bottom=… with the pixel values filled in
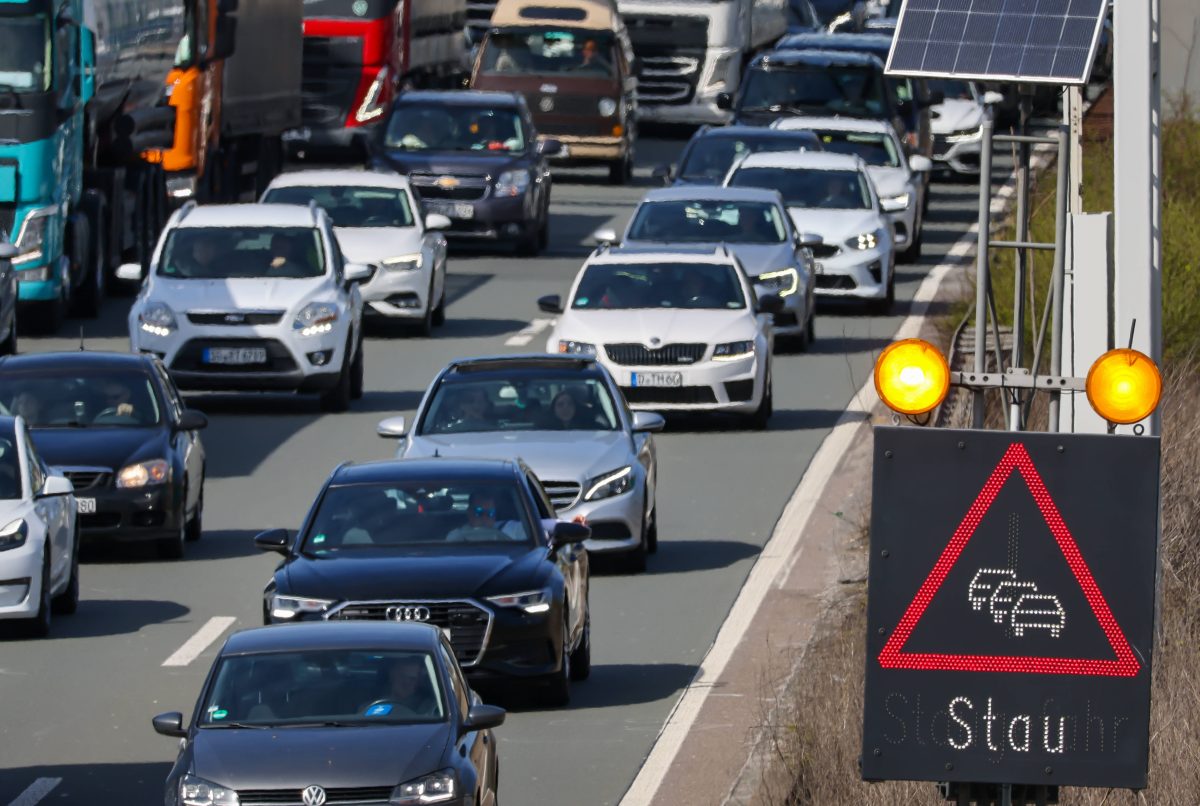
left=364, top=656, right=441, bottom=718
left=446, top=491, right=525, bottom=542
left=100, top=380, right=138, bottom=420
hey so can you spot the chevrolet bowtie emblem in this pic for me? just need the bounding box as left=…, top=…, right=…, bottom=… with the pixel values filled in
left=435, top=176, right=460, bottom=189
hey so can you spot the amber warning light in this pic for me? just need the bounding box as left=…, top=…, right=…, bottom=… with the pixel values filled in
left=873, top=339, right=950, bottom=416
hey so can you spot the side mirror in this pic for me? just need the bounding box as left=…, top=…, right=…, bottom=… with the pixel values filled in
left=631, top=411, right=665, bottom=433
left=537, top=138, right=563, bottom=157
left=795, top=232, right=824, bottom=249
left=757, top=293, right=784, bottom=315
left=0, top=242, right=16, bottom=260
left=116, top=262, right=143, bottom=282
left=377, top=415, right=407, bottom=439
left=537, top=294, right=563, bottom=314
left=908, top=155, right=933, bottom=173
left=254, top=528, right=291, bottom=555
left=552, top=520, right=590, bottom=546
left=592, top=227, right=618, bottom=245
left=38, top=474, right=74, bottom=499
left=651, top=164, right=672, bottom=184
left=344, top=262, right=374, bottom=284
left=424, top=213, right=451, bottom=230
left=152, top=711, right=187, bottom=738
left=715, top=92, right=732, bottom=111
left=982, top=90, right=1005, bottom=106
left=176, top=409, right=208, bottom=431
left=461, top=703, right=506, bottom=734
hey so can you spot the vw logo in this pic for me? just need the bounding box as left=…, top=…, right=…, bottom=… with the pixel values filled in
left=302, top=786, right=327, bottom=806
left=386, top=605, right=431, bottom=622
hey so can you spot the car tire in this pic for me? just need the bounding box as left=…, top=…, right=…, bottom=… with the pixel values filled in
left=71, top=192, right=106, bottom=318
left=157, top=518, right=186, bottom=560
left=431, top=284, right=446, bottom=327
left=806, top=309, right=816, bottom=346
left=0, top=305, right=17, bottom=356
left=52, top=525, right=80, bottom=615
left=623, top=533, right=647, bottom=574
left=569, top=609, right=591, bottom=681
left=416, top=283, right=435, bottom=337
left=515, top=224, right=541, bottom=257
left=901, top=227, right=923, bottom=262
left=748, top=375, right=772, bottom=430
left=320, top=343, right=353, bottom=413
left=537, top=213, right=550, bottom=253
left=541, top=608, right=572, bottom=707
left=26, top=549, right=52, bottom=637
left=350, top=336, right=365, bottom=400
left=185, top=485, right=203, bottom=542
left=645, top=507, right=658, bottom=554
left=869, top=273, right=895, bottom=315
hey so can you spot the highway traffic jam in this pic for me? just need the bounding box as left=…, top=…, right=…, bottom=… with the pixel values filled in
left=0, top=0, right=1048, bottom=803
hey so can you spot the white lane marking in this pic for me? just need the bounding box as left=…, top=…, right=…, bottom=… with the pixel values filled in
left=162, top=616, right=236, bottom=667
left=504, top=318, right=555, bottom=347
left=9, top=778, right=61, bottom=806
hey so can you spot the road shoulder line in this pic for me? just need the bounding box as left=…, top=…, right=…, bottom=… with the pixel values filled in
left=162, top=616, right=237, bottom=667
left=8, top=778, right=61, bottom=806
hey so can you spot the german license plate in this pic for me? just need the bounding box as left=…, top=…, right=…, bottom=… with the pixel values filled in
left=281, top=127, right=311, bottom=142
left=430, top=202, right=474, bottom=220
left=76, top=498, right=96, bottom=514
left=631, top=371, right=682, bottom=388
left=203, top=347, right=267, bottom=365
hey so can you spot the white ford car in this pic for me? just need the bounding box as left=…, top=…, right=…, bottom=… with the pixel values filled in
left=261, top=170, right=450, bottom=336
left=725, top=151, right=896, bottom=313
left=121, top=203, right=369, bottom=412
left=0, top=415, right=78, bottom=636
left=539, top=248, right=779, bottom=428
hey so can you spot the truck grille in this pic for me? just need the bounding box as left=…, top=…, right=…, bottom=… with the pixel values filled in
left=409, top=173, right=489, bottom=202
left=237, top=787, right=392, bottom=806
left=62, top=468, right=112, bottom=490
left=326, top=600, right=492, bottom=667
left=541, top=480, right=581, bottom=511
left=301, top=35, right=363, bottom=127
left=187, top=311, right=284, bottom=326
left=605, top=343, right=707, bottom=366
left=626, top=15, right=708, bottom=106
left=466, top=0, right=499, bottom=39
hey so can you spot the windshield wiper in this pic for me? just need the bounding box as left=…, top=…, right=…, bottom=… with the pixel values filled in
left=202, top=721, right=272, bottom=729
left=275, top=720, right=365, bottom=728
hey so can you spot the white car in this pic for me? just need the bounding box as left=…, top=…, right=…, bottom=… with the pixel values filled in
left=773, top=116, right=931, bottom=261
left=0, top=415, right=78, bottom=636
left=538, top=248, right=778, bottom=428
left=120, top=203, right=369, bottom=412
left=725, top=151, right=896, bottom=313
left=261, top=170, right=451, bottom=336
left=925, top=78, right=1003, bottom=176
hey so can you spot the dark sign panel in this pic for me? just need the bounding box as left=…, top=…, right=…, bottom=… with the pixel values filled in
left=862, top=428, right=1160, bottom=788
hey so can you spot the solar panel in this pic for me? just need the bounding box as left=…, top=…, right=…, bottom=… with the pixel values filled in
left=885, top=0, right=1107, bottom=85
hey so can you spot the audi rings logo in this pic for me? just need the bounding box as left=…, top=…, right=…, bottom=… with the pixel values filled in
left=386, top=605, right=432, bottom=622
left=302, top=786, right=327, bottom=806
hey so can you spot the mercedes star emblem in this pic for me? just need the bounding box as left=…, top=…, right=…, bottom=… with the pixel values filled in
left=301, top=785, right=327, bottom=806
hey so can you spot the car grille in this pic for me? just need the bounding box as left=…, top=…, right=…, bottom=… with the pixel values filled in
left=542, top=480, right=581, bottom=511
left=170, top=338, right=298, bottom=373
left=621, top=385, right=717, bottom=405
left=326, top=600, right=492, bottom=667
left=604, top=343, right=706, bottom=366
left=237, top=786, right=393, bottom=806
left=815, top=275, right=858, bottom=290
left=62, top=468, right=111, bottom=490
left=186, top=311, right=284, bottom=326
left=809, top=243, right=841, bottom=259
left=409, top=173, right=489, bottom=202
left=301, top=35, right=362, bottom=127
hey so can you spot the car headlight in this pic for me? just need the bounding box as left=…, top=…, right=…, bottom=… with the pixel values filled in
left=495, top=169, right=531, bottom=197
left=584, top=465, right=633, bottom=501
left=180, top=774, right=239, bottom=806
left=946, top=125, right=983, bottom=143
left=598, top=97, right=618, bottom=117
left=13, top=206, right=55, bottom=266
left=757, top=267, right=798, bottom=297
left=557, top=340, right=596, bottom=355
left=116, top=459, right=170, bottom=488
left=269, top=594, right=334, bottom=620
left=390, top=769, right=457, bottom=804
left=293, top=302, right=339, bottom=337
left=713, top=340, right=755, bottom=360
left=0, top=518, right=27, bottom=552
left=487, top=588, right=552, bottom=614
left=880, top=193, right=911, bottom=212
left=138, top=301, right=178, bottom=337
left=381, top=253, right=423, bottom=272
left=846, top=229, right=883, bottom=251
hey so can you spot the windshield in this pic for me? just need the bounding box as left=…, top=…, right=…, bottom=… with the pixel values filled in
left=740, top=65, right=886, bottom=118
left=0, top=371, right=162, bottom=428
left=925, top=78, right=977, bottom=101
left=0, top=16, right=50, bottom=92
left=481, top=30, right=616, bottom=78
left=303, top=482, right=536, bottom=552
left=199, top=649, right=446, bottom=728
left=729, top=167, right=873, bottom=210
left=572, top=262, right=746, bottom=310
left=159, top=227, right=325, bottom=279
left=421, top=375, right=619, bottom=435
left=0, top=436, right=20, bottom=499
left=786, top=0, right=818, bottom=28
left=814, top=130, right=900, bottom=167
left=678, top=133, right=818, bottom=183
left=628, top=200, right=787, bottom=244
left=263, top=186, right=415, bottom=229
left=384, top=104, right=528, bottom=154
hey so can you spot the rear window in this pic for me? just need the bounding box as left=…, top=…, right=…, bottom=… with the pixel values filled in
left=520, top=6, right=586, bottom=20
left=677, top=133, right=820, bottom=183
left=729, top=167, right=873, bottom=210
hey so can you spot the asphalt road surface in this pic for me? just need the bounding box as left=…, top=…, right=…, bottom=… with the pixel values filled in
left=0, top=134, right=1005, bottom=805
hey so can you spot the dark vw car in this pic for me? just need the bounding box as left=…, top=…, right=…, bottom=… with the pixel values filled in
left=370, top=91, right=560, bottom=255
left=0, top=352, right=207, bottom=558
left=153, top=621, right=504, bottom=806
left=664, top=125, right=822, bottom=186
left=257, top=458, right=591, bottom=705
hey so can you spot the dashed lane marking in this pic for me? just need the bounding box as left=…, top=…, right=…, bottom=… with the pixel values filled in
left=9, top=778, right=61, bottom=806
left=504, top=318, right=555, bottom=347
left=162, top=616, right=237, bottom=667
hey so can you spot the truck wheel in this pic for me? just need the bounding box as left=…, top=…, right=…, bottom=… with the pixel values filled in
left=70, top=194, right=106, bottom=318
left=608, top=153, right=632, bottom=185
left=0, top=304, right=17, bottom=355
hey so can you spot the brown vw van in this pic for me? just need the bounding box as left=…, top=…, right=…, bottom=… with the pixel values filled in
left=470, top=0, right=638, bottom=183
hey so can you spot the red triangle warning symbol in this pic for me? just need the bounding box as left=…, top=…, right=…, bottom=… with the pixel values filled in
left=878, top=442, right=1140, bottom=677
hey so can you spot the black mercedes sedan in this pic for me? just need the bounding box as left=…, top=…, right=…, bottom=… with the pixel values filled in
left=0, top=351, right=207, bottom=558
left=257, top=458, right=591, bottom=705
left=153, top=621, right=504, bottom=806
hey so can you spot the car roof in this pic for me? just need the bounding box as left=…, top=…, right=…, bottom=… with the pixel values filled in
left=776, top=32, right=893, bottom=55
left=588, top=247, right=738, bottom=267
left=734, top=150, right=863, bottom=172
left=444, top=354, right=601, bottom=374
left=395, top=90, right=523, bottom=108
left=774, top=116, right=897, bottom=135
left=173, top=203, right=318, bottom=229
left=491, top=0, right=616, bottom=30
left=690, top=125, right=819, bottom=142
left=222, top=622, right=443, bottom=655
left=0, top=350, right=152, bottom=373
left=754, top=49, right=883, bottom=69
left=330, top=458, right=522, bottom=486
left=641, top=185, right=786, bottom=205
left=266, top=170, right=412, bottom=191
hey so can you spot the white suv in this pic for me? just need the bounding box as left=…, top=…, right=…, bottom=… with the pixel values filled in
left=120, top=203, right=370, bottom=412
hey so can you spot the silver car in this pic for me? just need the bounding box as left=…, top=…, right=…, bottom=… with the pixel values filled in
left=377, top=355, right=663, bottom=572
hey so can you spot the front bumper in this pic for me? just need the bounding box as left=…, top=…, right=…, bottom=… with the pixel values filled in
left=560, top=484, right=644, bottom=555
left=547, top=135, right=626, bottom=163
left=0, top=541, right=41, bottom=619
left=813, top=246, right=891, bottom=301
left=421, top=192, right=538, bottom=243
left=15, top=265, right=60, bottom=302
left=361, top=267, right=432, bottom=319
left=886, top=204, right=919, bottom=248
left=602, top=353, right=764, bottom=414
left=74, top=484, right=184, bottom=543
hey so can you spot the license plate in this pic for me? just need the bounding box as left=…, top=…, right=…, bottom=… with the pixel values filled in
left=430, top=202, right=474, bottom=220
left=281, top=127, right=311, bottom=142
left=813, top=261, right=825, bottom=275
left=76, top=498, right=96, bottom=514
left=631, top=371, right=683, bottom=388
left=203, top=347, right=267, bottom=365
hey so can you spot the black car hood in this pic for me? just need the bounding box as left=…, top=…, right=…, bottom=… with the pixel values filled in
left=29, top=427, right=165, bottom=471
left=283, top=546, right=548, bottom=601
left=191, top=723, right=451, bottom=789
left=373, top=149, right=526, bottom=181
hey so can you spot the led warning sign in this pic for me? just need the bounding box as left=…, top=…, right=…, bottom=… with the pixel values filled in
left=861, top=428, right=1160, bottom=790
